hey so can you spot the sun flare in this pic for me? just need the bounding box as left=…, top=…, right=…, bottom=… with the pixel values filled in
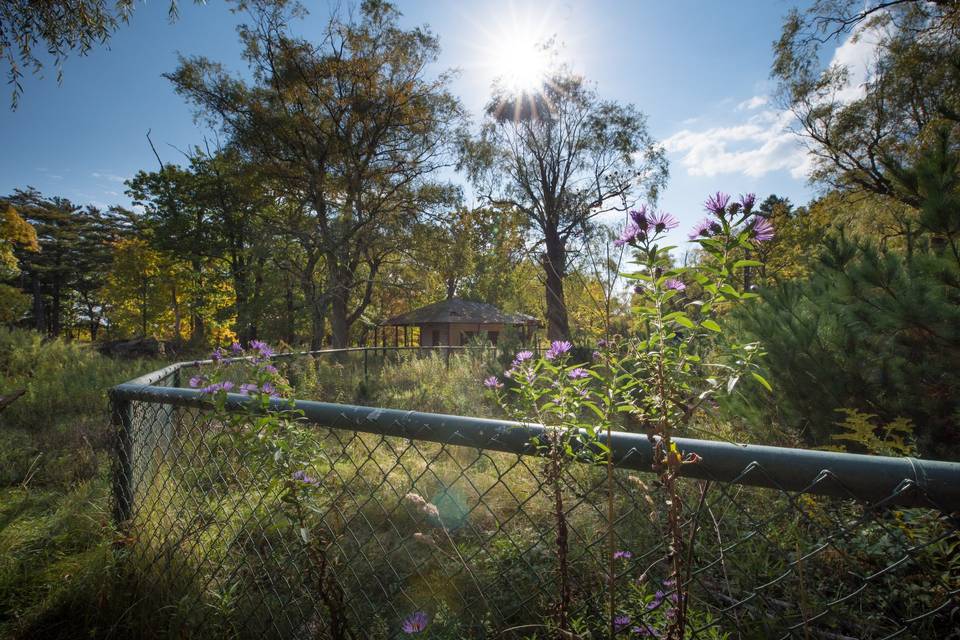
left=490, top=32, right=550, bottom=94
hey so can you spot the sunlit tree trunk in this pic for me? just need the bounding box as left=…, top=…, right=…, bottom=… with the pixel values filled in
left=543, top=230, right=570, bottom=341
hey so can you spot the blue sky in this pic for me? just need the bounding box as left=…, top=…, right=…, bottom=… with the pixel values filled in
left=0, top=0, right=842, bottom=246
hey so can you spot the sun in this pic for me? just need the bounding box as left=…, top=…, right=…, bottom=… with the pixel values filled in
left=490, top=31, right=551, bottom=94
left=469, top=4, right=561, bottom=97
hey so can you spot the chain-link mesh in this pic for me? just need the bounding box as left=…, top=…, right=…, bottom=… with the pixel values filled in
left=110, top=361, right=960, bottom=640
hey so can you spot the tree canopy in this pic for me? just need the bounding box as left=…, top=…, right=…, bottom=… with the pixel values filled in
left=462, top=68, right=668, bottom=340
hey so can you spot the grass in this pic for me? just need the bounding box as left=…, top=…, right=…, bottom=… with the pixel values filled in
left=0, top=331, right=955, bottom=639
left=0, top=328, right=168, bottom=638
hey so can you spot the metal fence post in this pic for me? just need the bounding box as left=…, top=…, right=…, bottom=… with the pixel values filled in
left=363, top=347, right=369, bottom=385
left=111, top=390, right=134, bottom=527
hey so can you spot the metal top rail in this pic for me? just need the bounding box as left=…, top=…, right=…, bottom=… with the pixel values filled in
left=111, top=350, right=960, bottom=511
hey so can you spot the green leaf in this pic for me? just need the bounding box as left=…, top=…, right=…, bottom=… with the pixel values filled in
left=719, top=284, right=741, bottom=299
left=750, top=371, right=773, bottom=392
left=583, top=402, right=605, bottom=420
left=701, top=319, right=722, bottom=332
left=733, top=259, right=763, bottom=269
left=672, top=314, right=695, bottom=329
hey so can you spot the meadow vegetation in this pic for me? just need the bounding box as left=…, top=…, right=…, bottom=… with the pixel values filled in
left=1, top=0, right=959, bottom=637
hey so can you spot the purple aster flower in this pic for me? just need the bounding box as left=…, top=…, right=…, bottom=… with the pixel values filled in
left=705, top=191, right=731, bottom=217
left=249, top=339, right=274, bottom=359
left=614, top=222, right=642, bottom=247
left=401, top=611, right=428, bottom=634
left=613, top=550, right=633, bottom=560
left=633, top=623, right=661, bottom=637
left=211, top=347, right=224, bottom=363
left=648, top=210, right=679, bottom=233
left=239, top=383, right=258, bottom=395
left=592, top=350, right=601, bottom=361
left=568, top=368, right=589, bottom=380
left=201, top=381, right=234, bottom=394
left=750, top=217, right=775, bottom=243
left=230, top=341, right=243, bottom=354
left=740, top=192, right=756, bottom=214
left=629, top=206, right=651, bottom=229
left=513, top=350, right=534, bottom=365
left=263, top=364, right=278, bottom=375
left=688, top=217, right=722, bottom=241
left=291, top=470, right=318, bottom=485
left=614, top=615, right=631, bottom=632
left=483, top=376, right=503, bottom=389
left=545, top=340, right=573, bottom=360
left=648, top=590, right=665, bottom=610
left=189, top=376, right=204, bottom=388
left=664, top=278, right=686, bottom=292
left=597, top=338, right=607, bottom=348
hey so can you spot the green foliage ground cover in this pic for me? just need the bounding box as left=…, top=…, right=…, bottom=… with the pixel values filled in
left=0, top=331, right=504, bottom=639
left=0, top=331, right=956, bottom=639
left=0, top=329, right=167, bottom=637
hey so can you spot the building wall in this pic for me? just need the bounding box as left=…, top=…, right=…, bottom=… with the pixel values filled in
left=417, top=322, right=507, bottom=346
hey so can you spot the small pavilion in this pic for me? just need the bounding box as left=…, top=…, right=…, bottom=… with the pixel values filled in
left=376, top=298, right=541, bottom=347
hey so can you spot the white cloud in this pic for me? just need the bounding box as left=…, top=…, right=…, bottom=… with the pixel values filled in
left=827, top=22, right=886, bottom=104
left=665, top=109, right=809, bottom=179
left=92, top=171, right=127, bottom=183
left=665, top=20, right=884, bottom=181
left=737, top=95, right=768, bottom=110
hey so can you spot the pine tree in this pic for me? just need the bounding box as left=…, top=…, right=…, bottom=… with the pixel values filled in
left=738, top=134, right=960, bottom=458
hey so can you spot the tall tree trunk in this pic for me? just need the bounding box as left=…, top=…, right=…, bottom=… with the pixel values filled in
left=542, top=231, right=570, bottom=341
left=140, top=277, right=149, bottom=339
left=171, top=281, right=183, bottom=344
left=302, top=272, right=327, bottom=350
left=445, top=276, right=456, bottom=300
left=330, top=286, right=349, bottom=349
left=284, top=276, right=296, bottom=345
left=310, top=305, right=326, bottom=350
left=250, top=255, right=265, bottom=341
left=326, top=257, right=353, bottom=349
left=233, top=254, right=253, bottom=343
left=31, top=273, right=46, bottom=334
left=190, top=258, right=206, bottom=345
left=51, top=278, right=62, bottom=337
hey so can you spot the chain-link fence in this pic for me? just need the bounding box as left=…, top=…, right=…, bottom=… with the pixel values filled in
left=110, top=351, right=960, bottom=639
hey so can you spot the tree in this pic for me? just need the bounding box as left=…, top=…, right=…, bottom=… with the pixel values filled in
left=0, top=202, right=38, bottom=323
left=1, top=0, right=189, bottom=108
left=408, top=205, right=528, bottom=303
left=127, top=146, right=274, bottom=344
left=167, top=0, right=464, bottom=348
left=773, top=0, right=960, bottom=201
left=5, top=189, right=133, bottom=339
left=737, top=137, right=960, bottom=458
left=0, top=201, right=38, bottom=277
left=464, top=68, right=668, bottom=341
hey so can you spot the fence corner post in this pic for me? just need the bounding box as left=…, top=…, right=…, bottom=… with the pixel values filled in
left=110, top=389, right=134, bottom=529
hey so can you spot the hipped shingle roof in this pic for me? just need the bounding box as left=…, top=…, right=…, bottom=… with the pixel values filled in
left=381, top=298, right=540, bottom=327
